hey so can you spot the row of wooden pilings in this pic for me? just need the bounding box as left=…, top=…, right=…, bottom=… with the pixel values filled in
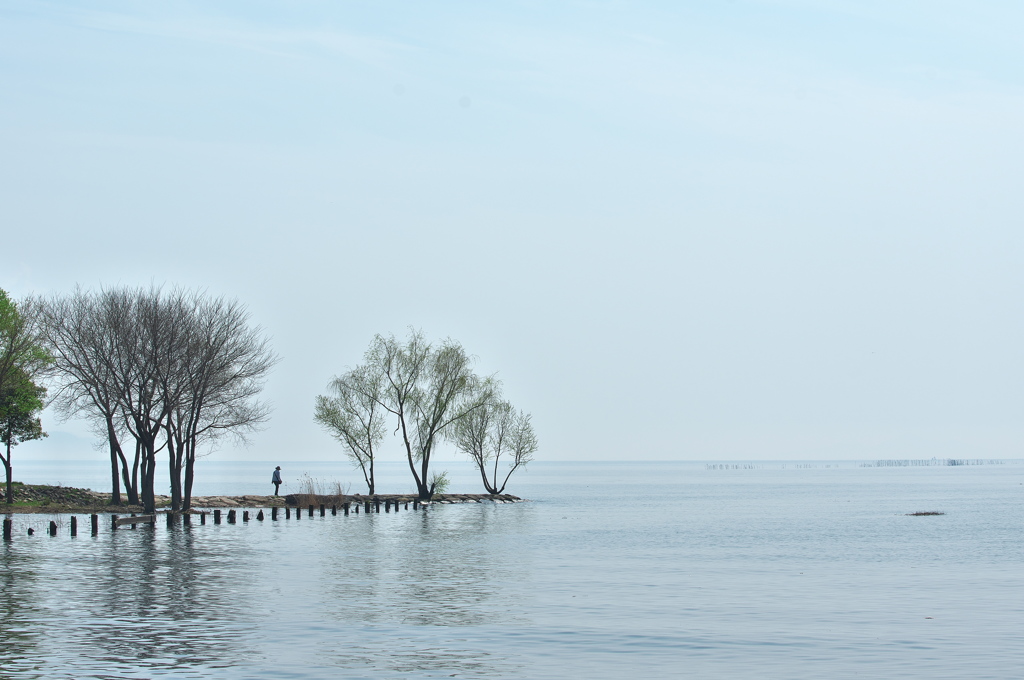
left=2, top=498, right=427, bottom=540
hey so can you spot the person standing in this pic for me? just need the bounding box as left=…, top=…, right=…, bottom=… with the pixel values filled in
left=272, top=466, right=282, bottom=496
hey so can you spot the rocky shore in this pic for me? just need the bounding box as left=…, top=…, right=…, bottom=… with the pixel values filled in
left=2, top=482, right=523, bottom=513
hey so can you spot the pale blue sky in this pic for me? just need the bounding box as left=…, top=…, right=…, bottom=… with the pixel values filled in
left=2, top=1, right=1023, bottom=464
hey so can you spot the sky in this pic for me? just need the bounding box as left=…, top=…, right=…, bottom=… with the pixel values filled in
left=2, top=0, right=1023, bottom=465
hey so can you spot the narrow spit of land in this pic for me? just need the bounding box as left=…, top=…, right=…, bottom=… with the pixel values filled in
left=2, top=482, right=523, bottom=513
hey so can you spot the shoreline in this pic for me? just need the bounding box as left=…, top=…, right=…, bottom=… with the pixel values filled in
left=2, top=482, right=524, bottom=513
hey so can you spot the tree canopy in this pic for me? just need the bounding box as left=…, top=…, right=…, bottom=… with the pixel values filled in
left=319, top=329, right=536, bottom=498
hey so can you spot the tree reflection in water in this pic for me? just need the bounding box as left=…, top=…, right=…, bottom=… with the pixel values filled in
left=0, top=504, right=536, bottom=678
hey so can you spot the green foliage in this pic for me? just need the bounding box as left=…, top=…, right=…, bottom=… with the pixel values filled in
left=0, top=289, right=52, bottom=394
left=428, top=470, right=450, bottom=496
left=0, top=368, right=47, bottom=452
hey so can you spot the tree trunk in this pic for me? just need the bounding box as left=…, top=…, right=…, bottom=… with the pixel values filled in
left=167, top=431, right=182, bottom=512
left=183, top=439, right=196, bottom=511
left=131, top=440, right=141, bottom=504
left=141, top=436, right=157, bottom=514
left=106, top=418, right=122, bottom=506
left=477, top=459, right=498, bottom=495
left=2, top=437, right=11, bottom=505
left=117, top=448, right=138, bottom=506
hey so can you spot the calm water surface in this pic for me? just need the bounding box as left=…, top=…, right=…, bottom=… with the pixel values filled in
left=2, top=461, right=1023, bottom=679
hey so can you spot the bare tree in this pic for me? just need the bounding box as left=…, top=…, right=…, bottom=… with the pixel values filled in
left=37, top=288, right=140, bottom=505
left=366, top=330, right=494, bottom=500
left=164, top=293, right=277, bottom=511
left=40, top=286, right=277, bottom=513
left=315, top=364, right=386, bottom=494
left=452, top=398, right=537, bottom=495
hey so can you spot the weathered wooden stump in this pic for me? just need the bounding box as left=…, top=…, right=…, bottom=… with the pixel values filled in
left=257, top=510, right=265, bottom=521
left=49, top=521, right=57, bottom=537
left=91, top=514, right=99, bottom=535
left=243, top=511, right=250, bottom=522
left=200, top=512, right=206, bottom=525
left=227, top=510, right=236, bottom=524
left=272, top=507, right=278, bottom=520
left=70, top=516, right=78, bottom=537
left=214, top=509, right=222, bottom=524
left=183, top=513, right=192, bottom=526
left=343, top=503, right=350, bottom=516
left=308, top=505, right=314, bottom=518
left=320, top=504, right=325, bottom=517
left=3, top=518, right=12, bottom=541
left=111, top=514, right=119, bottom=530
left=331, top=505, right=337, bottom=516
left=285, top=507, right=290, bottom=519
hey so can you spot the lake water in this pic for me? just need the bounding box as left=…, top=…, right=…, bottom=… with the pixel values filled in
left=2, top=460, right=1023, bottom=679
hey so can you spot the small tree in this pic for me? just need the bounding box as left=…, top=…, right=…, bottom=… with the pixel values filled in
left=315, top=365, right=386, bottom=494
left=451, top=398, right=537, bottom=495
left=0, top=368, right=47, bottom=504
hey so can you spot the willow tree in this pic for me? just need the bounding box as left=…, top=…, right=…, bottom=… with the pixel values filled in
left=451, top=398, right=537, bottom=495
left=314, top=364, right=386, bottom=494
left=360, top=330, right=494, bottom=500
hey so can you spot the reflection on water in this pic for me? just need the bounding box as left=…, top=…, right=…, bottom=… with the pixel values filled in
left=1, top=504, right=533, bottom=679
left=4, top=464, right=1024, bottom=679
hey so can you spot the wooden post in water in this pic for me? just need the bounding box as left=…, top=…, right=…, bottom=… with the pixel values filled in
left=91, top=514, right=98, bottom=535
left=394, top=502, right=399, bottom=513
left=111, top=514, right=119, bottom=530
left=227, top=510, right=236, bottom=524
left=385, top=500, right=391, bottom=513
left=331, top=505, right=337, bottom=516
left=243, top=511, right=250, bottom=522
left=365, top=501, right=371, bottom=514
left=214, top=509, right=221, bottom=524
left=308, top=505, right=314, bottom=518
left=285, top=507, right=290, bottom=519
left=404, top=502, right=409, bottom=510
left=200, top=512, right=206, bottom=525
left=183, top=513, right=191, bottom=527
left=272, top=507, right=278, bottom=520
left=374, top=499, right=380, bottom=514
left=49, top=521, right=57, bottom=536
left=413, top=500, right=419, bottom=510
left=70, top=516, right=78, bottom=537
left=320, top=504, right=325, bottom=517
left=257, top=510, right=265, bottom=521
left=343, top=503, right=349, bottom=516
left=296, top=507, right=301, bottom=520
left=166, top=513, right=173, bottom=528
left=3, top=518, right=12, bottom=541
left=354, top=504, right=359, bottom=514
